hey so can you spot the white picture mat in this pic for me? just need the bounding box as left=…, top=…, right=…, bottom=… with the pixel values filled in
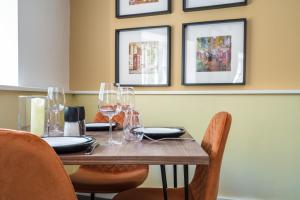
left=119, top=0, right=168, bottom=16
left=118, top=27, right=169, bottom=85
left=186, top=0, right=245, bottom=8
left=184, top=21, right=245, bottom=84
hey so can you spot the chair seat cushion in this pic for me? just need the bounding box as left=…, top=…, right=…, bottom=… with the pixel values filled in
left=70, top=164, right=149, bottom=193
left=113, top=188, right=195, bottom=200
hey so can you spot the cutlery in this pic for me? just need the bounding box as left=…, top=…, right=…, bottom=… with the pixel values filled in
left=143, top=134, right=195, bottom=143
left=85, top=142, right=99, bottom=155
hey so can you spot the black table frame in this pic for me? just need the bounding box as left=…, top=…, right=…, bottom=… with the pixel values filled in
left=160, top=164, right=189, bottom=200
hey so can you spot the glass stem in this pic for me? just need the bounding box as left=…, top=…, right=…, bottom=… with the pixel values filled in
left=108, top=116, right=113, bottom=144
left=54, top=111, right=60, bottom=131
left=124, top=111, right=128, bottom=126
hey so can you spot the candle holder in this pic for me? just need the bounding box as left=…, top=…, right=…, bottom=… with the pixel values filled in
left=18, top=96, right=48, bottom=137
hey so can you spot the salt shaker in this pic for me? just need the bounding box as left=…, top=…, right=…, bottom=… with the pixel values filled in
left=64, top=106, right=80, bottom=136
left=78, top=106, right=86, bottom=135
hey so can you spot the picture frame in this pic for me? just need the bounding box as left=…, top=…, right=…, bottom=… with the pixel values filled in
left=116, top=25, right=171, bottom=86
left=182, top=18, right=246, bottom=85
left=183, top=0, right=247, bottom=12
left=116, top=0, right=171, bottom=18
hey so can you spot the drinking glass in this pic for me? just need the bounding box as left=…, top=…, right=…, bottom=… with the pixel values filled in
left=47, top=87, right=65, bottom=136
left=123, top=111, right=144, bottom=142
left=120, top=87, right=135, bottom=115
left=98, top=82, right=122, bottom=145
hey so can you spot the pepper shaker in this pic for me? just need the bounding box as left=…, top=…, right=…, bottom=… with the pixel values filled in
left=64, top=107, right=80, bottom=136
left=78, top=106, right=86, bottom=136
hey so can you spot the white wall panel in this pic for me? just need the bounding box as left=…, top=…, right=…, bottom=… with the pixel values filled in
left=18, top=0, right=69, bottom=89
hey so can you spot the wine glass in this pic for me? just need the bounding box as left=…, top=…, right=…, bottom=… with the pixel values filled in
left=47, top=87, right=65, bottom=136
left=98, top=82, right=122, bottom=145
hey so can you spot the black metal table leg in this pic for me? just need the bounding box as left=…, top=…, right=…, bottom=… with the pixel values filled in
left=173, top=165, right=177, bottom=188
left=184, top=165, right=189, bottom=200
left=160, top=165, right=168, bottom=200
left=90, top=193, right=95, bottom=200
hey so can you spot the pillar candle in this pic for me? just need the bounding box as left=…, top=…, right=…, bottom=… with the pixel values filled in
left=30, top=98, right=45, bottom=137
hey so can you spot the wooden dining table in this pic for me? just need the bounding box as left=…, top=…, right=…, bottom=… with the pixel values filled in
left=59, top=130, right=209, bottom=200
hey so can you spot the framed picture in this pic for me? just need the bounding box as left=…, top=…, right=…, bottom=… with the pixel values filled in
left=116, top=25, right=171, bottom=86
left=116, top=0, right=171, bottom=18
left=182, top=18, right=246, bottom=85
left=183, top=0, right=247, bottom=12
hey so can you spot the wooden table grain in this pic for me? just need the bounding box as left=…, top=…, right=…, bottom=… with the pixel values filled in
left=59, top=131, right=209, bottom=165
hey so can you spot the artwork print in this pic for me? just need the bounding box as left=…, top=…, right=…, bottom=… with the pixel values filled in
left=196, top=35, right=231, bottom=72
left=128, top=41, right=159, bottom=74
left=129, top=0, right=159, bottom=5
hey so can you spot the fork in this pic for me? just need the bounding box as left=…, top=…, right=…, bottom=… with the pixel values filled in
left=85, top=142, right=99, bottom=155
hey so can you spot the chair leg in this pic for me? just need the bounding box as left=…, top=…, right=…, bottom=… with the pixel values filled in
left=91, top=193, right=95, bottom=200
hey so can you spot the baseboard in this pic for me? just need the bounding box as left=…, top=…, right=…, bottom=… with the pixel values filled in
left=218, top=198, right=233, bottom=200
left=78, top=193, right=254, bottom=200
left=218, top=196, right=260, bottom=200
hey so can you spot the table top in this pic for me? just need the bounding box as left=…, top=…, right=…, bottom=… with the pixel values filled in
left=59, top=131, right=209, bottom=165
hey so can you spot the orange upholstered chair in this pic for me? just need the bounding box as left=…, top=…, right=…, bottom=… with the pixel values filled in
left=70, top=112, right=149, bottom=199
left=113, top=112, right=232, bottom=200
left=0, top=129, right=77, bottom=200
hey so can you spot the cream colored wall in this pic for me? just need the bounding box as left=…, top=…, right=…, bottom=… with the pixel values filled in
left=72, top=94, right=300, bottom=200
left=70, top=0, right=300, bottom=90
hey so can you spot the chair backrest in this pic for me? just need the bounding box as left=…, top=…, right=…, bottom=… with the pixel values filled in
left=190, top=112, right=232, bottom=200
left=0, top=129, right=77, bottom=200
left=94, top=111, right=125, bottom=129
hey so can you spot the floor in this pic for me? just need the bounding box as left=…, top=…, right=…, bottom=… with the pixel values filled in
left=77, top=194, right=110, bottom=200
